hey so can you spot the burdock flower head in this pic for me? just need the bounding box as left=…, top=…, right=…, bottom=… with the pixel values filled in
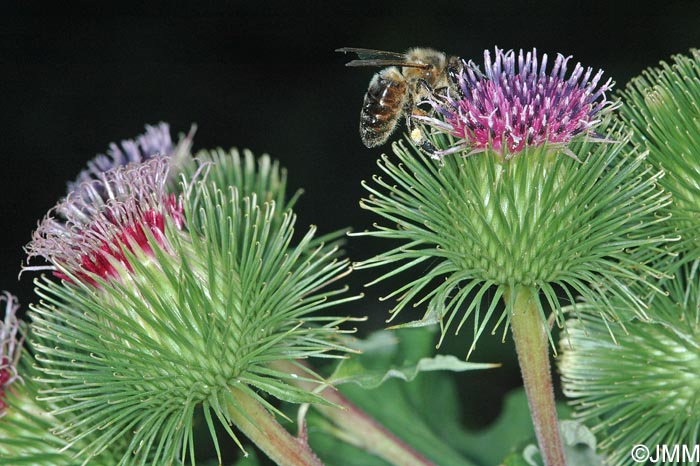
left=0, top=292, right=22, bottom=416
left=420, top=47, right=617, bottom=160
left=358, top=46, right=674, bottom=354
left=25, top=149, right=358, bottom=465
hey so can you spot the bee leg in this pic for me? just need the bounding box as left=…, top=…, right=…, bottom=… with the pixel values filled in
left=406, top=109, right=429, bottom=143
left=405, top=111, right=438, bottom=157
left=405, top=109, right=423, bottom=142
left=399, top=81, right=440, bottom=157
left=416, top=132, right=439, bottom=158
left=419, top=138, right=439, bottom=157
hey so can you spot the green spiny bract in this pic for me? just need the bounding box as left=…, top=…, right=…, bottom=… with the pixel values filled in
left=559, top=260, right=700, bottom=466
left=27, top=150, right=358, bottom=465
left=180, top=148, right=302, bottom=230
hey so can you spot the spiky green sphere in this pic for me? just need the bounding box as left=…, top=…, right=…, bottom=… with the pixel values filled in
left=26, top=151, right=357, bottom=465
left=620, top=49, right=700, bottom=258
left=358, top=125, right=673, bottom=353
left=558, top=262, right=700, bottom=466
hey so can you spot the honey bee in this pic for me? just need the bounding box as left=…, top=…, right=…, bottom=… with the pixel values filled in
left=336, top=47, right=463, bottom=149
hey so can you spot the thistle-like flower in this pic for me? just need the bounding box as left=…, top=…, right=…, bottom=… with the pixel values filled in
left=620, top=49, right=700, bottom=259
left=0, top=292, right=22, bottom=416
left=358, top=47, right=673, bottom=352
left=558, top=261, right=700, bottom=466
left=421, top=47, right=616, bottom=160
left=356, top=46, right=676, bottom=466
left=25, top=150, right=358, bottom=465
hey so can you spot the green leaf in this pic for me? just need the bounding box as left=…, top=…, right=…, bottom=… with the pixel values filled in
left=437, top=388, right=570, bottom=466
left=297, top=326, right=555, bottom=466
left=301, top=424, right=393, bottom=466
left=329, top=327, right=498, bottom=389
left=302, top=326, right=485, bottom=466
left=284, top=325, right=577, bottom=466
left=196, top=450, right=261, bottom=466
left=333, top=376, right=477, bottom=466
left=231, top=450, right=262, bottom=466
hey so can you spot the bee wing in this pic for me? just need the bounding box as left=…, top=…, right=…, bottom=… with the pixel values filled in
left=344, top=59, right=431, bottom=69
left=336, top=47, right=407, bottom=60
left=335, top=47, right=430, bottom=69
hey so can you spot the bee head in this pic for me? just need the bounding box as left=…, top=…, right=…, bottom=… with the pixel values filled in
left=404, top=48, right=448, bottom=87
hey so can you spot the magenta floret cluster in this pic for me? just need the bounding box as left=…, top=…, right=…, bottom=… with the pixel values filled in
left=424, top=47, right=616, bottom=159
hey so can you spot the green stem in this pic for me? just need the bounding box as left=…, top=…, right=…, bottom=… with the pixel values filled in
left=314, top=386, right=435, bottom=466
left=271, top=360, right=436, bottom=466
left=228, top=386, right=325, bottom=466
left=508, top=286, right=567, bottom=466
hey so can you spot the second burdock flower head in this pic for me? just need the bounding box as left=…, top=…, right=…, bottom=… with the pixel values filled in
left=358, top=47, right=675, bottom=354
left=23, top=127, right=359, bottom=465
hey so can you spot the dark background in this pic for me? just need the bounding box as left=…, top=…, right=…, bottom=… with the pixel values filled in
left=2, top=0, right=700, bottom=461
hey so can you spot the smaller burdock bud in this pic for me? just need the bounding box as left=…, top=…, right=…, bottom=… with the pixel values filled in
left=67, top=122, right=195, bottom=197
left=0, top=292, right=22, bottom=416
left=620, top=49, right=700, bottom=258
left=26, top=150, right=358, bottom=465
left=419, top=47, right=616, bottom=160
left=358, top=47, right=675, bottom=354
left=558, top=261, right=700, bottom=466
left=0, top=308, right=124, bottom=465
left=0, top=385, right=124, bottom=466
